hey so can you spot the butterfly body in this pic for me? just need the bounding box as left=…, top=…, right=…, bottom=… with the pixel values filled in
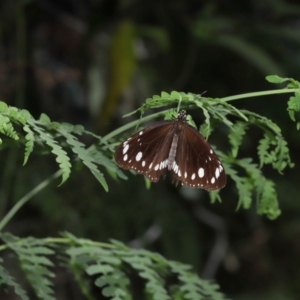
left=114, top=111, right=226, bottom=191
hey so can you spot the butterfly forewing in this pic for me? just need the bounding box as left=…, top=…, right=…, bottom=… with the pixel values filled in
left=114, top=110, right=226, bottom=191
left=114, top=121, right=176, bottom=182
left=172, top=124, right=226, bottom=190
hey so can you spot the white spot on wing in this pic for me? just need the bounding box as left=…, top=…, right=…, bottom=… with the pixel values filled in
left=142, top=161, right=146, bottom=167
left=159, top=159, right=168, bottom=170
left=184, top=172, right=187, bottom=178
left=136, top=152, right=143, bottom=161
left=215, top=168, right=220, bottom=178
left=211, top=177, right=215, bottom=184
left=123, top=154, right=128, bottom=161
left=191, top=173, right=196, bottom=180
left=210, top=149, right=213, bottom=154
left=172, top=161, right=179, bottom=173
left=149, top=163, right=153, bottom=169
left=139, top=131, right=143, bottom=135
left=123, top=144, right=129, bottom=154
left=198, top=168, right=204, bottom=178
left=154, top=164, right=159, bottom=171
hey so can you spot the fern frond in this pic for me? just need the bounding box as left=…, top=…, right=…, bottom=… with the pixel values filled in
left=0, top=258, right=29, bottom=300
left=62, top=234, right=228, bottom=300
left=0, top=115, right=19, bottom=141
left=1, top=233, right=56, bottom=300
left=169, top=261, right=226, bottom=300
left=59, top=129, right=108, bottom=191
left=238, top=158, right=281, bottom=219
left=27, top=119, right=71, bottom=185
left=258, top=133, right=293, bottom=173
left=257, top=179, right=279, bottom=220
left=23, top=124, right=35, bottom=165
left=66, top=245, right=131, bottom=300
left=241, top=109, right=281, bottom=133
left=88, top=146, right=127, bottom=180
left=195, top=100, right=211, bottom=139
left=287, top=91, right=300, bottom=129
left=122, top=251, right=170, bottom=300
left=221, top=159, right=253, bottom=211
left=228, top=122, right=248, bottom=157
left=258, top=133, right=274, bottom=166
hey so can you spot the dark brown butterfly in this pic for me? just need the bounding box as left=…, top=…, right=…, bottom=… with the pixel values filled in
left=114, top=110, right=226, bottom=191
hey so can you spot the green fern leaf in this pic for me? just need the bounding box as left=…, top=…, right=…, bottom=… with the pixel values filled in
left=258, top=133, right=273, bottom=167
left=273, top=136, right=294, bottom=172
left=27, top=119, right=71, bottom=185
left=170, top=261, right=226, bottom=300
left=0, top=258, right=29, bottom=300
left=195, top=100, right=211, bottom=138
left=23, top=124, right=35, bottom=165
left=287, top=92, right=300, bottom=129
left=265, top=75, right=289, bottom=84
left=209, top=190, right=222, bottom=203
left=67, top=245, right=130, bottom=300
left=228, top=122, right=248, bottom=157
left=0, top=115, right=19, bottom=140
left=258, top=133, right=293, bottom=173
left=242, top=110, right=281, bottom=133
left=238, top=158, right=281, bottom=219
left=60, top=130, right=108, bottom=191
left=257, top=179, right=280, bottom=220
left=88, top=146, right=127, bottom=180
left=1, top=233, right=56, bottom=300
left=220, top=159, right=253, bottom=211
left=64, top=235, right=227, bottom=299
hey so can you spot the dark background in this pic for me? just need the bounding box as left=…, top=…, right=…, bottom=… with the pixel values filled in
left=1, top=0, right=300, bottom=299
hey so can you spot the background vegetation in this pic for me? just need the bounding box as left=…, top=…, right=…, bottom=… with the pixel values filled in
left=1, top=0, right=300, bottom=299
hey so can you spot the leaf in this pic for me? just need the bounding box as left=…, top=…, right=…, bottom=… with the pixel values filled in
left=0, top=115, right=19, bottom=140
left=23, top=125, right=35, bottom=165
left=265, top=75, right=289, bottom=84
left=228, top=122, right=248, bottom=157
left=59, top=129, right=108, bottom=191
left=27, top=119, right=72, bottom=185
left=0, top=258, right=29, bottom=300
left=287, top=92, right=300, bottom=129
left=1, top=233, right=56, bottom=300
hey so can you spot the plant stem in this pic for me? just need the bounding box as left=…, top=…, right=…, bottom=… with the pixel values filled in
left=101, top=109, right=169, bottom=143
left=221, top=88, right=297, bottom=102
left=0, top=170, right=62, bottom=232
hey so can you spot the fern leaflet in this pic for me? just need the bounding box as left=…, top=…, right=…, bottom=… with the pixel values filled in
left=1, top=233, right=56, bottom=300
left=0, top=258, right=29, bottom=300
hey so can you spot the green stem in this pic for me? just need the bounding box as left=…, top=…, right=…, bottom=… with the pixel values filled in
left=0, top=236, right=116, bottom=252
left=101, top=109, right=170, bottom=143
left=0, top=170, right=61, bottom=232
left=221, top=88, right=297, bottom=102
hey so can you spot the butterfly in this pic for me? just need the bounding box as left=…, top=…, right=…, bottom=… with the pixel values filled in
left=114, top=110, right=226, bottom=191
